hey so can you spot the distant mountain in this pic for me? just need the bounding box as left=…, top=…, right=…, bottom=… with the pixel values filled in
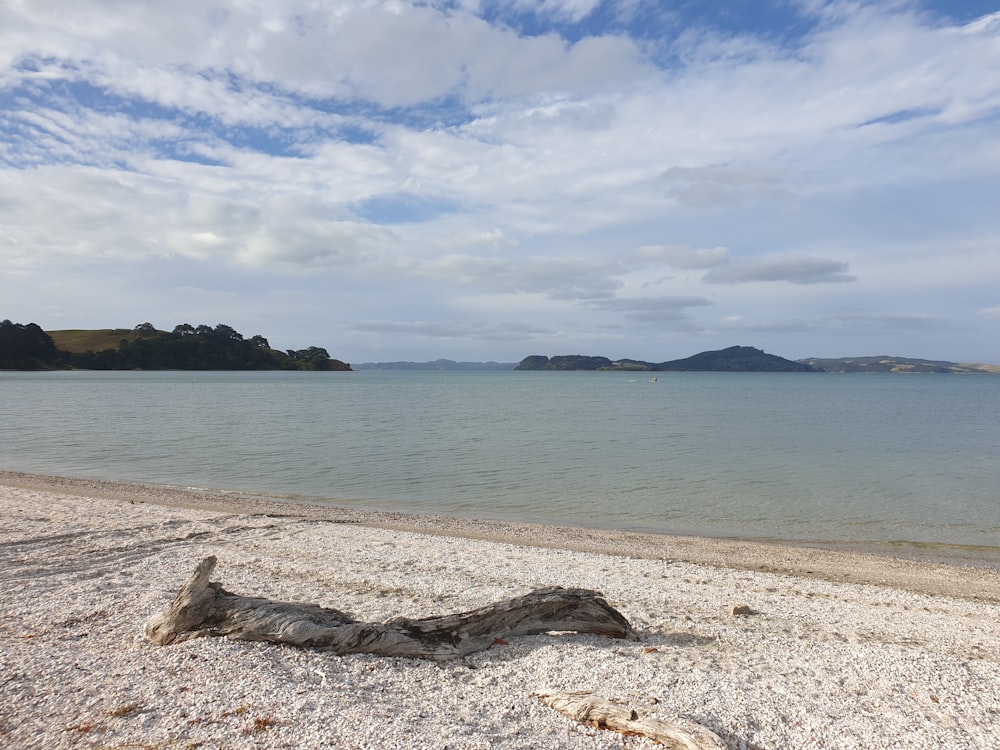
left=356, top=359, right=517, bottom=371
left=657, top=346, right=818, bottom=372
left=797, top=356, right=1000, bottom=374
left=516, top=346, right=818, bottom=372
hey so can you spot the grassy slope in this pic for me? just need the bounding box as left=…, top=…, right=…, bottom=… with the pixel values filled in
left=799, top=356, right=1000, bottom=374
left=47, top=329, right=165, bottom=353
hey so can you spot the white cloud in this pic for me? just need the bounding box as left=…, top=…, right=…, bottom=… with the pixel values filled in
left=2, top=1, right=999, bottom=362
left=660, top=166, right=787, bottom=208
left=827, top=311, right=964, bottom=333
left=2, top=2, right=651, bottom=113
left=704, top=256, right=856, bottom=285
left=238, top=220, right=395, bottom=269
left=591, top=295, right=714, bottom=323
left=639, top=245, right=731, bottom=269
left=350, top=318, right=548, bottom=343
left=432, top=228, right=517, bottom=251
left=496, top=0, right=604, bottom=24
left=414, top=253, right=622, bottom=300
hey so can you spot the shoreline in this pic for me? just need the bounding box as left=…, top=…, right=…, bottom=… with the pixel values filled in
left=2, top=471, right=999, bottom=748
left=3, top=469, right=999, bottom=602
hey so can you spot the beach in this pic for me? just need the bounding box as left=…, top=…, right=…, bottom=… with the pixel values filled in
left=2, top=471, right=999, bottom=748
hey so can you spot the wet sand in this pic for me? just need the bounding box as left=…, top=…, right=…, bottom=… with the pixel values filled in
left=3, top=470, right=998, bottom=601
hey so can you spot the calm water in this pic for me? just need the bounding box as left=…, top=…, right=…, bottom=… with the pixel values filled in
left=2, top=370, right=998, bottom=560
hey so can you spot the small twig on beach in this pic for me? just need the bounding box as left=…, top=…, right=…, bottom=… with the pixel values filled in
left=535, top=690, right=727, bottom=750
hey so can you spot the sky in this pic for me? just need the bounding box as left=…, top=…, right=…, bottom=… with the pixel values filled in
left=2, top=0, right=999, bottom=365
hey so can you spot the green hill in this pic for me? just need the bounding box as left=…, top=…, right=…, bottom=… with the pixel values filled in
left=2, top=320, right=351, bottom=371
left=48, top=328, right=154, bottom=354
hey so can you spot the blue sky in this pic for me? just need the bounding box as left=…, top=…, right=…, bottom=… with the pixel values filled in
left=2, top=0, right=998, bottom=364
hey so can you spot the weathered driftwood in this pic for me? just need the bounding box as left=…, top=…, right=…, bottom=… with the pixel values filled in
left=536, top=690, right=726, bottom=750
left=146, top=556, right=637, bottom=659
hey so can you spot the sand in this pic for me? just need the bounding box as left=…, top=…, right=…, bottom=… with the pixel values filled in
left=1, top=470, right=999, bottom=749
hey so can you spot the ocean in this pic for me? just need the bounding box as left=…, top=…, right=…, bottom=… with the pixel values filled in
left=2, top=369, right=998, bottom=562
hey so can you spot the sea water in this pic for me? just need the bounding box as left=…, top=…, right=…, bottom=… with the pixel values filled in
left=2, top=369, right=998, bottom=560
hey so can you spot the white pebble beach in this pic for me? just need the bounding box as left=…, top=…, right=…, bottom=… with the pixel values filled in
left=2, top=471, right=999, bottom=749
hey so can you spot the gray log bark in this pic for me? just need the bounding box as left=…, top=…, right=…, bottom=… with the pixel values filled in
left=536, top=690, right=727, bottom=750
left=146, top=556, right=637, bottom=659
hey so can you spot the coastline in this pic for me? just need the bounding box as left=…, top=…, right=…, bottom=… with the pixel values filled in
left=2, top=471, right=999, bottom=748
left=2, top=469, right=999, bottom=601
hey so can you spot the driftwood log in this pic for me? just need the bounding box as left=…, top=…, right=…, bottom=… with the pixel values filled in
left=536, top=690, right=727, bottom=750
left=146, top=556, right=637, bottom=659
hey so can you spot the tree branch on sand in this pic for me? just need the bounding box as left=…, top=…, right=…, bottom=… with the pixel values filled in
left=536, top=690, right=727, bottom=750
left=146, top=556, right=637, bottom=660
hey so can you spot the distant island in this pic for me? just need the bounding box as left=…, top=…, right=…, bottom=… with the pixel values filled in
left=0, top=320, right=351, bottom=371
left=796, top=356, right=1000, bottom=374
left=6, top=320, right=997, bottom=375
left=517, top=346, right=818, bottom=372
left=356, top=359, right=517, bottom=371
left=515, top=347, right=1000, bottom=374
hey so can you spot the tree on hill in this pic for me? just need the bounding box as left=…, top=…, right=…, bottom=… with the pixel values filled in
left=92, top=323, right=337, bottom=370
left=0, top=320, right=65, bottom=369
left=515, top=354, right=613, bottom=371
left=515, top=355, right=551, bottom=370
left=0, top=320, right=350, bottom=371
left=287, top=346, right=340, bottom=370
